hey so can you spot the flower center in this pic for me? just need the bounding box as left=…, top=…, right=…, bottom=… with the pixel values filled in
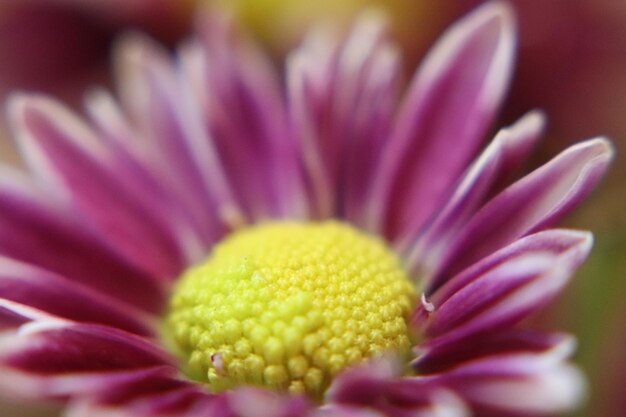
left=166, top=221, right=416, bottom=396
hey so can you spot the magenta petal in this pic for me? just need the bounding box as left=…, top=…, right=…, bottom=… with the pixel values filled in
left=0, top=322, right=174, bottom=399
left=405, top=111, right=545, bottom=275
left=327, top=358, right=469, bottom=417
left=84, top=88, right=223, bottom=260
left=413, top=329, right=573, bottom=374
left=327, top=357, right=402, bottom=405
left=114, top=34, right=239, bottom=246
left=1, top=322, right=172, bottom=373
left=314, top=405, right=386, bottom=417
left=365, top=2, right=515, bottom=240
left=424, top=349, right=585, bottom=416
left=423, top=229, right=593, bottom=307
left=9, top=94, right=193, bottom=278
left=0, top=258, right=155, bottom=335
left=437, top=137, right=613, bottom=280
left=287, top=13, right=401, bottom=220
left=68, top=374, right=215, bottom=417
left=190, top=15, right=306, bottom=221
left=417, top=230, right=591, bottom=339
left=0, top=170, right=166, bottom=313
left=229, top=388, right=312, bottom=417
left=0, top=304, right=30, bottom=329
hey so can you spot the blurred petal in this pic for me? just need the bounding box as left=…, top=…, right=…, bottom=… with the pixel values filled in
left=287, top=12, right=401, bottom=220
left=66, top=375, right=216, bottom=417
left=114, top=34, right=241, bottom=241
left=229, top=388, right=312, bottom=417
left=315, top=405, right=386, bottom=417
left=84, top=87, right=223, bottom=260
left=365, top=2, right=515, bottom=241
left=9, top=94, right=196, bottom=278
left=191, top=14, right=307, bottom=221
left=327, top=357, right=469, bottom=417
left=0, top=168, right=166, bottom=313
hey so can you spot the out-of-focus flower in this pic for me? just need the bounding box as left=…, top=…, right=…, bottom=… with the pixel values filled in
left=0, top=3, right=613, bottom=417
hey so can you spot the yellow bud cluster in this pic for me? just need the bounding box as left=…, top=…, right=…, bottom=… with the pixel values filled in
left=167, top=221, right=415, bottom=396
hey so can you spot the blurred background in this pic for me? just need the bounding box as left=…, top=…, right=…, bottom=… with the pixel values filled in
left=0, top=1, right=624, bottom=416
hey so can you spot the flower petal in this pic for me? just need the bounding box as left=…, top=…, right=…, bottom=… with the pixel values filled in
left=436, top=137, right=613, bottom=281
left=84, top=87, right=223, bottom=259
left=66, top=375, right=215, bottom=417
left=327, top=357, right=469, bottom=417
left=424, top=229, right=593, bottom=306
left=287, top=13, right=401, bottom=220
left=191, top=14, right=306, bottom=220
left=9, top=94, right=194, bottom=278
left=404, top=111, right=545, bottom=276
left=314, top=405, right=386, bottom=417
left=365, top=2, right=515, bottom=240
left=415, top=230, right=592, bottom=339
left=0, top=321, right=174, bottom=399
left=229, top=388, right=312, bottom=417
left=421, top=349, right=586, bottom=416
left=0, top=169, right=166, bottom=313
left=114, top=33, right=243, bottom=239
left=0, top=257, right=155, bottom=335
left=413, top=329, right=573, bottom=374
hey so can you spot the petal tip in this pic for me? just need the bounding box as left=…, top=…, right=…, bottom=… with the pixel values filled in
left=462, top=0, right=516, bottom=38
left=519, top=109, right=547, bottom=131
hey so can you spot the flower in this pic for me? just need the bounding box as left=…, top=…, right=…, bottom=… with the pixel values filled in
left=0, top=2, right=613, bottom=417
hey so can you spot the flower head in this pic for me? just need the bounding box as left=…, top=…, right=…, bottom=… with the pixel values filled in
left=0, top=2, right=613, bottom=417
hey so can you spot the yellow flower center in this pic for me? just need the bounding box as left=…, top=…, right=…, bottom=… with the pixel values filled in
left=166, top=221, right=416, bottom=396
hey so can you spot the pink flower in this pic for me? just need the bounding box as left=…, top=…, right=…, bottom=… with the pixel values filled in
left=0, top=3, right=613, bottom=416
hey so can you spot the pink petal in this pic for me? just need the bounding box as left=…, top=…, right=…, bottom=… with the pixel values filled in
left=425, top=229, right=593, bottom=307
left=84, top=87, right=223, bottom=258
left=68, top=375, right=214, bottom=417
left=0, top=258, right=155, bottom=335
left=314, top=405, right=386, bottom=417
left=327, top=357, right=469, bottom=417
left=364, top=2, right=515, bottom=240
left=0, top=169, right=166, bottom=313
left=0, top=304, right=30, bottom=329
left=404, top=111, right=545, bottom=276
left=0, top=321, right=175, bottom=399
left=114, top=34, right=241, bottom=242
left=423, top=349, right=586, bottom=416
left=9, top=94, right=198, bottom=278
left=416, top=230, right=591, bottom=340
left=191, top=14, right=306, bottom=220
left=287, top=13, right=401, bottom=220
left=436, top=137, right=613, bottom=280
left=413, top=329, right=573, bottom=374
left=229, top=388, right=312, bottom=417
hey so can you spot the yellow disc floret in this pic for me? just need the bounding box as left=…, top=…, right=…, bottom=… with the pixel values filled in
left=166, top=221, right=415, bottom=396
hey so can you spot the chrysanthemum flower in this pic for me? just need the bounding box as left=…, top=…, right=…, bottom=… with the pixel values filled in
left=0, top=2, right=613, bottom=417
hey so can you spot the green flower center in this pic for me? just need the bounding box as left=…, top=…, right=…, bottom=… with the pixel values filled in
left=166, top=221, right=416, bottom=396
